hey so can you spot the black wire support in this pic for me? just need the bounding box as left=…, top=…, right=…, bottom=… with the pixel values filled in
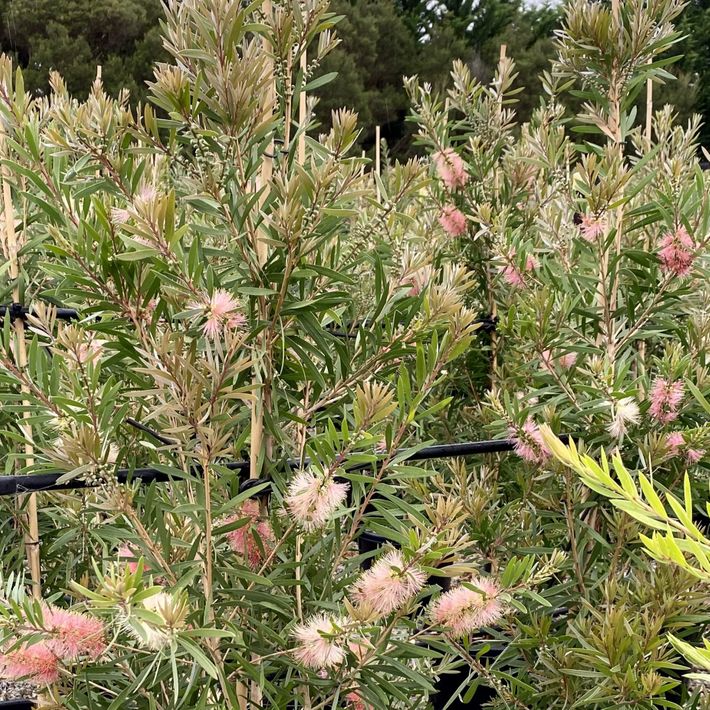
left=0, top=437, right=568, bottom=497
left=0, top=303, right=79, bottom=322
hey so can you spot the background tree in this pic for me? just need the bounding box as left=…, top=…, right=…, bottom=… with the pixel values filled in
left=0, top=0, right=166, bottom=101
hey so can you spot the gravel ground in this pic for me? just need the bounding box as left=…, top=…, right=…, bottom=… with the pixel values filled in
left=0, top=679, right=37, bottom=702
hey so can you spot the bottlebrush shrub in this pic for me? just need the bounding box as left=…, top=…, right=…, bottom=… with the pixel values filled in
left=0, top=1, right=556, bottom=707
left=408, top=0, right=710, bottom=705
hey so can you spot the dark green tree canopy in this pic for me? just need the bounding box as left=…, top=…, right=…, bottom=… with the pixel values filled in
left=0, top=0, right=166, bottom=101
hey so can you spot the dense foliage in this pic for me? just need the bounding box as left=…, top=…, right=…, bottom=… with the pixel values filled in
left=2, top=0, right=709, bottom=156
left=0, top=0, right=709, bottom=708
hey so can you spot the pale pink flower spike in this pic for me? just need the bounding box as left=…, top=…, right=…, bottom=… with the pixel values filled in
left=0, top=642, right=61, bottom=684
left=438, top=205, right=467, bottom=237
left=510, top=418, right=550, bottom=465
left=658, top=225, right=695, bottom=277
left=351, top=550, right=426, bottom=615
left=286, top=470, right=349, bottom=531
left=649, top=378, right=684, bottom=424
left=191, top=289, right=244, bottom=339
left=431, top=576, right=503, bottom=637
left=433, top=148, right=469, bottom=191
left=224, top=499, right=275, bottom=569
left=579, top=213, right=606, bottom=242
left=41, top=605, right=106, bottom=659
left=292, top=614, right=346, bottom=669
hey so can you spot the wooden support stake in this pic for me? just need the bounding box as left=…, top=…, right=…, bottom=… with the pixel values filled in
left=0, top=127, right=41, bottom=598
left=645, top=66, right=653, bottom=145
left=375, top=125, right=381, bottom=199
left=639, top=61, right=653, bottom=386
left=250, top=0, right=275, bottom=482
left=298, top=50, right=307, bottom=166
left=243, top=5, right=275, bottom=706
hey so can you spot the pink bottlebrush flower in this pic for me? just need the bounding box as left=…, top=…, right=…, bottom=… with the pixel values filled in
left=438, top=205, right=467, bottom=237
left=41, top=605, right=106, bottom=660
left=224, top=499, right=275, bottom=569
left=285, top=470, right=349, bottom=531
left=540, top=350, right=553, bottom=372
left=559, top=352, right=578, bottom=369
left=501, top=264, right=525, bottom=287
left=136, top=185, right=158, bottom=204
left=658, top=225, right=695, bottom=277
left=433, top=148, right=469, bottom=191
left=500, top=251, right=537, bottom=288
left=579, top=213, right=606, bottom=242
left=687, top=448, right=705, bottom=464
left=346, top=690, right=373, bottom=710
left=351, top=550, right=426, bottom=615
left=118, top=543, right=153, bottom=577
left=526, top=255, right=539, bottom=272
left=190, top=289, right=244, bottom=339
left=110, top=207, right=131, bottom=225
left=510, top=418, right=550, bottom=465
left=665, top=431, right=685, bottom=456
left=431, top=576, right=503, bottom=637
left=292, top=614, right=346, bottom=669
left=407, top=265, right=433, bottom=296
left=374, top=438, right=388, bottom=454
left=0, top=642, right=60, bottom=684
left=75, top=337, right=104, bottom=365
left=649, top=378, right=684, bottom=424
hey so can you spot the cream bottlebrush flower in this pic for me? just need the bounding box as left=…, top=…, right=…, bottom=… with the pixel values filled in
left=224, top=499, right=275, bottom=569
left=431, top=576, right=503, bottom=636
left=608, top=397, right=640, bottom=439
left=0, top=642, right=60, bottom=684
left=285, top=469, right=349, bottom=531
left=433, top=148, right=469, bottom=190
left=438, top=205, right=467, bottom=237
left=41, top=605, right=107, bottom=659
left=510, top=418, right=550, bottom=465
left=351, top=550, right=426, bottom=615
left=129, top=590, right=189, bottom=651
left=292, top=614, right=347, bottom=669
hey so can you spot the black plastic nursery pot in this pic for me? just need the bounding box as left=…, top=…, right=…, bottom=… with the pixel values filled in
left=0, top=701, right=35, bottom=709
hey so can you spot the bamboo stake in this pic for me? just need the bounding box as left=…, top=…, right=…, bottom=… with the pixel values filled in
left=638, top=62, right=653, bottom=389
left=0, top=127, right=41, bottom=598
left=375, top=125, right=381, bottom=199
left=298, top=50, right=307, bottom=166
left=489, top=44, right=507, bottom=384
left=242, top=4, right=276, bottom=707
left=645, top=65, right=653, bottom=146
left=250, top=0, right=275, bottom=482
left=295, top=46, right=311, bottom=710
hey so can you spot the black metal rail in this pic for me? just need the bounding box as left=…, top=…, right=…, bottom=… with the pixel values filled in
left=0, top=303, right=79, bottom=322
left=0, top=438, right=542, bottom=496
